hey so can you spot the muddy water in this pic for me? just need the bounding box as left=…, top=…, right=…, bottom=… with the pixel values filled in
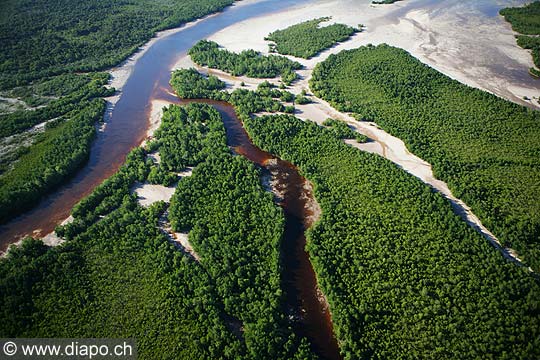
left=159, top=92, right=340, bottom=359
left=0, top=0, right=310, bottom=251
left=0, top=0, right=341, bottom=354
left=219, top=101, right=342, bottom=360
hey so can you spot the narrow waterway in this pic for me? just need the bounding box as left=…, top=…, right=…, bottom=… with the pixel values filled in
left=218, top=101, right=342, bottom=360
left=157, top=90, right=341, bottom=359
left=0, top=0, right=310, bottom=251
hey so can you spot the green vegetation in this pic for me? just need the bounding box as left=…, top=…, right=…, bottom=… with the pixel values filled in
left=0, top=0, right=235, bottom=87
left=516, top=35, right=540, bottom=76
left=0, top=73, right=113, bottom=138
left=243, top=113, right=540, bottom=359
left=0, top=149, right=241, bottom=359
left=170, top=68, right=227, bottom=99
left=500, top=1, right=540, bottom=76
left=310, top=44, right=540, bottom=270
left=1, top=103, right=314, bottom=359
left=189, top=40, right=302, bottom=84
left=294, top=89, right=312, bottom=105
left=170, top=69, right=291, bottom=115
left=322, top=118, right=369, bottom=142
left=0, top=99, right=105, bottom=224
left=156, top=103, right=313, bottom=358
left=0, top=0, right=235, bottom=226
left=265, top=17, right=358, bottom=59
left=170, top=58, right=540, bottom=357
left=500, top=1, right=540, bottom=35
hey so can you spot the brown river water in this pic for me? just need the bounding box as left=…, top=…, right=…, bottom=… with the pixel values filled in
left=3, top=0, right=526, bottom=356
left=0, top=0, right=341, bottom=357
left=161, top=94, right=342, bottom=359
left=0, top=0, right=310, bottom=249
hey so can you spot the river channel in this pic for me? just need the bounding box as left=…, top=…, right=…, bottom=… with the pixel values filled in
left=161, top=94, right=342, bottom=359
left=0, top=0, right=310, bottom=249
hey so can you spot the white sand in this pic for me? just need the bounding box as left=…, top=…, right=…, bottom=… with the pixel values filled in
left=146, top=99, right=172, bottom=142
left=170, top=232, right=201, bottom=262
left=172, top=0, right=536, bottom=268
left=208, top=0, right=539, bottom=108
left=133, top=183, right=176, bottom=207
left=132, top=168, right=193, bottom=207
left=294, top=98, right=531, bottom=270
left=0, top=216, right=73, bottom=258
left=103, top=0, right=261, bottom=126
left=148, top=152, right=161, bottom=164
left=158, top=208, right=201, bottom=262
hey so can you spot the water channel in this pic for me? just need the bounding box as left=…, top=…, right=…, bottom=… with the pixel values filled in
left=162, top=95, right=342, bottom=359
left=0, top=0, right=310, bottom=249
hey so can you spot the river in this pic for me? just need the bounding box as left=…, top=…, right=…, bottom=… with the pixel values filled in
left=155, top=92, right=341, bottom=359
left=0, top=0, right=310, bottom=250
left=1, top=0, right=533, bottom=355
left=0, top=0, right=342, bottom=357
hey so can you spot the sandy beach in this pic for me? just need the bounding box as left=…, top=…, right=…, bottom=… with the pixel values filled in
left=8, top=0, right=534, bottom=261
left=106, top=0, right=261, bottom=97
left=206, top=0, right=538, bottom=108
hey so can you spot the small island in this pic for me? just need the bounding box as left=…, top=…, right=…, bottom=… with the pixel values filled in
left=265, top=17, right=358, bottom=59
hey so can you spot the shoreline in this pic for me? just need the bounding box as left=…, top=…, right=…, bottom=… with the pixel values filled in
left=106, top=0, right=259, bottom=100
left=0, top=0, right=257, bottom=256
left=206, top=0, right=539, bottom=109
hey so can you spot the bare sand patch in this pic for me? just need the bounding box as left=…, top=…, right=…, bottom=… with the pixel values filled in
left=208, top=0, right=539, bottom=108
left=103, top=0, right=261, bottom=127
left=188, top=63, right=531, bottom=268
left=133, top=183, right=176, bottom=207
left=296, top=97, right=532, bottom=270
left=159, top=208, right=201, bottom=262
left=170, top=231, right=201, bottom=262
left=141, top=99, right=173, bottom=147
left=0, top=216, right=73, bottom=257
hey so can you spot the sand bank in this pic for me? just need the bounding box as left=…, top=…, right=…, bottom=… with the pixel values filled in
left=0, top=216, right=73, bottom=258
left=119, top=0, right=536, bottom=269
left=107, top=0, right=258, bottom=96
left=103, top=0, right=261, bottom=126
left=208, top=0, right=538, bottom=108
left=296, top=98, right=532, bottom=270
left=143, top=99, right=173, bottom=146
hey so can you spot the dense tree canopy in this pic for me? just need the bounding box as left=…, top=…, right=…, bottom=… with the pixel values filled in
left=0, top=0, right=237, bottom=226
left=1, top=148, right=241, bottom=359
left=0, top=73, right=113, bottom=138
left=1, top=103, right=315, bottom=359
left=0, top=0, right=235, bottom=88
left=189, top=40, right=302, bottom=84
left=265, top=17, right=358, bottom=59
left=0, top=98, right=106, bottom=224
left=311, top=44, right=540, bottom=271
left=170, top=55, right=540, bottom=358
left=244, top=113, right=540, bottom=359
left=170, top=68, right=292, bottom=115
left=322, top=118, right=368, bottom=142
left=500, top=1, right=540, bottom=35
